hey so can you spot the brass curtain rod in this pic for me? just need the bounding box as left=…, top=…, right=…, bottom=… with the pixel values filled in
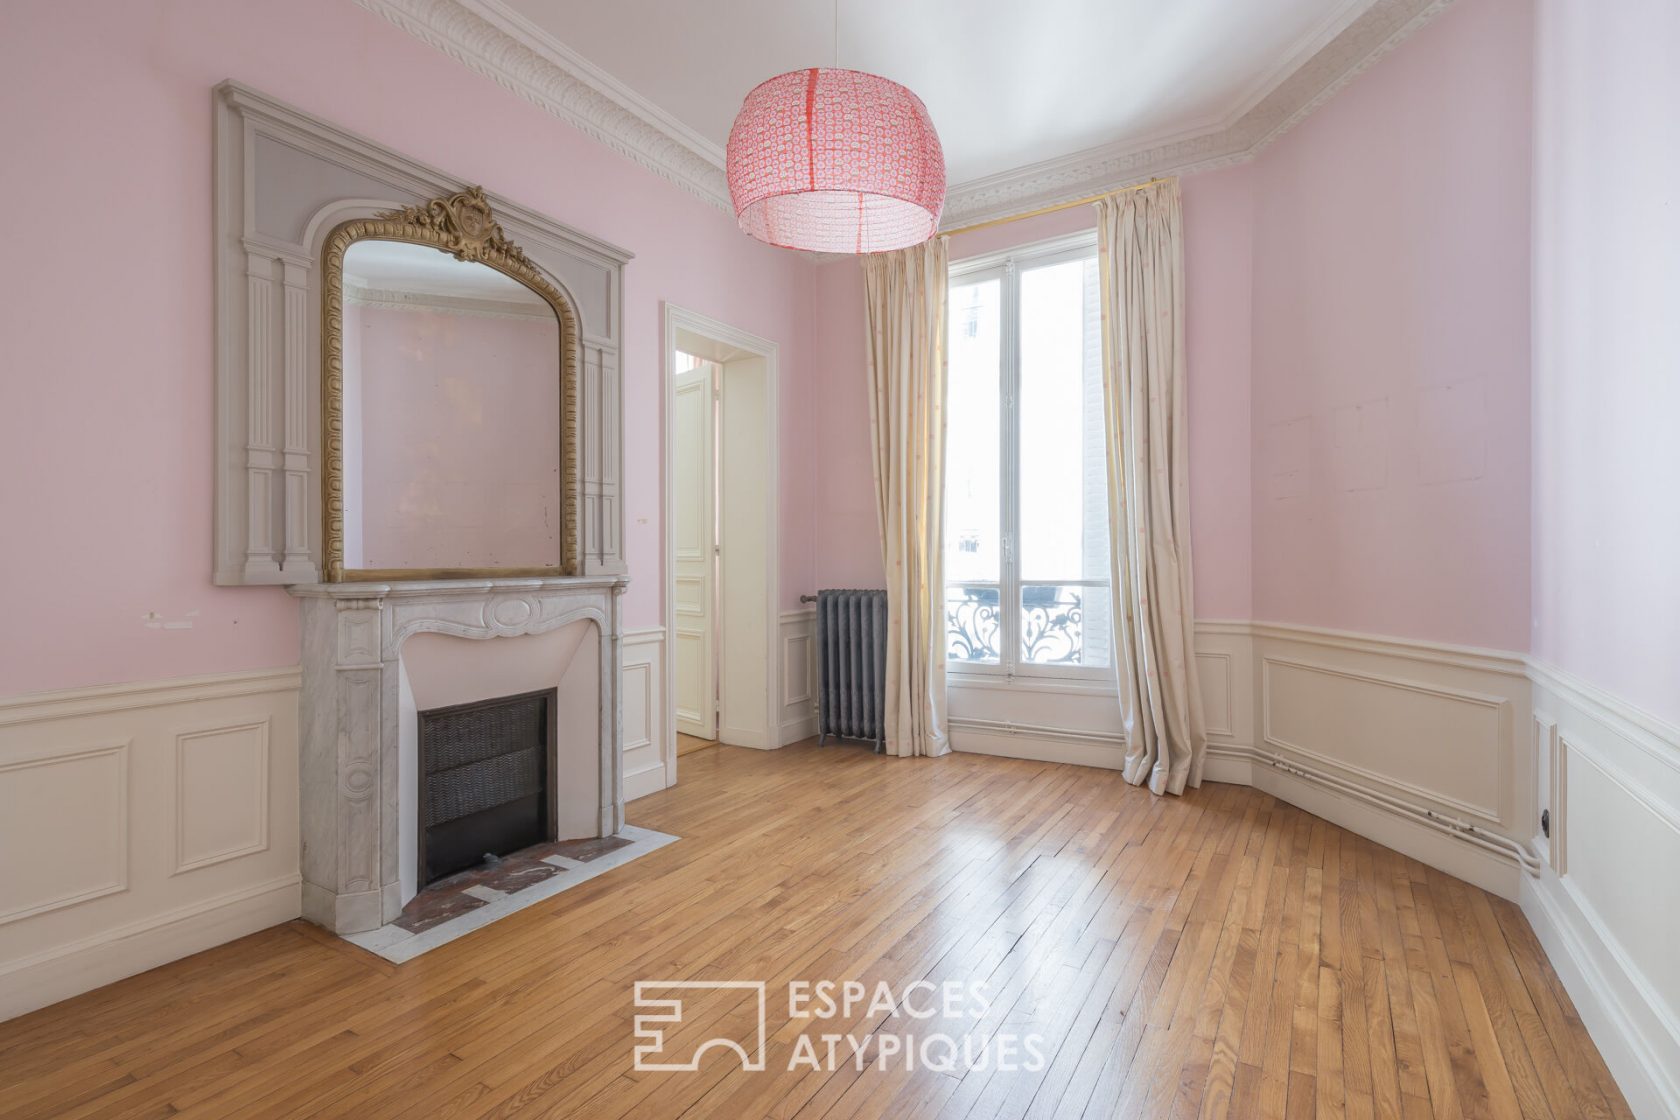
left=939, top=177, right=1174, bottom=240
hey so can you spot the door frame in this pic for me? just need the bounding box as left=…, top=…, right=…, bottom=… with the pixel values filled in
left=662, top=303, right=781, bottom=786
left=670, top=358, right=717, bottom=741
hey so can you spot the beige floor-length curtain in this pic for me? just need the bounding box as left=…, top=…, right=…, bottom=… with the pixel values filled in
left=862, top=238, right=951, bottom=758
left=1094, top=180, right=1206, bottom=795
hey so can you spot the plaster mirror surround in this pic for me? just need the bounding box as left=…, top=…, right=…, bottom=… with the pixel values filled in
left=321, top=187, right=582, bottom=581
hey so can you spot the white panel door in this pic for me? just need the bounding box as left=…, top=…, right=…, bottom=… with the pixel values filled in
left=673, top=363, right=716, bottom=739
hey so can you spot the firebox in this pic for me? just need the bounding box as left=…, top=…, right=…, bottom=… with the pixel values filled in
left=417, top=688, right=555, bottom=886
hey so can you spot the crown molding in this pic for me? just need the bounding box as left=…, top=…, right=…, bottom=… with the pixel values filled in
left=353, top=0, right=730, bottom=209
left=358, top=0, right=1455, bottom=232
left=938, top=0, right=1456, bottom=226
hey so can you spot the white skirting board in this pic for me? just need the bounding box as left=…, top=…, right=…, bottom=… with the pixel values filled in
left=0, top=874, right=301, bottom=1022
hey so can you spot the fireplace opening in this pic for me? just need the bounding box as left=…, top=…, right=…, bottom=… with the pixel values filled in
left=418, top=688, right=555, bottom=886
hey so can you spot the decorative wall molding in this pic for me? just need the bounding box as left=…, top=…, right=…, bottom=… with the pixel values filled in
left=1259, top=653, right=1510, bottom=824
left=0, top=743, right=129, bottom=926
left=1526, top=665, right=1680, bottom=1120
left=354, top=0, right=1454, bottom=230
left=622, top=627, right=669, bottom=801
left=1195, top=650, right=1235, bottom=738
left=779, top=608, right=818, bottom=745
left=354, top=0, right=730, bottom=209
left=213, top=82, right=631, bottom=586
left=1242, top=619, right=1528, bottom=676
left=1529, top=657, right=1680, bottom=776
left=173, top=721, right=271, bottom=875
left=0, top=670, right=301, bottom=1021
left=0, top=666, right=301, bottom=727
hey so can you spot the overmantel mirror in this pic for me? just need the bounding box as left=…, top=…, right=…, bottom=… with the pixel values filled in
left=321, top=186, right=580, bottom=581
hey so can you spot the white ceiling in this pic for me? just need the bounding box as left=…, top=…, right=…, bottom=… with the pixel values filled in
left=358, top=0, right=1449, bottom=226
left=496, top=0, right=1371, bottom=185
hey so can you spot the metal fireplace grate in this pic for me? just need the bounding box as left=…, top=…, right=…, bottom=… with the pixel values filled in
left=418, top=688, right=554, bottom=885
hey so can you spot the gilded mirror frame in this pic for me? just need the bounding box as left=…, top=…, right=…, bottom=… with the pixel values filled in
left=320, top=186, right=581, bottom=581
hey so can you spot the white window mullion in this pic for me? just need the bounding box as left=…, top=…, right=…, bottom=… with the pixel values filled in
left=999, top=256, right=1021, bottom=677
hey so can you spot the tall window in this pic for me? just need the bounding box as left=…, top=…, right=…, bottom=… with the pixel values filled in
left=945, top=234, right=1112, bottom=679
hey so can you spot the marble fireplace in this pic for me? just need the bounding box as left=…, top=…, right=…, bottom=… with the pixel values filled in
left=207, top=86, right=639, bottom=938
left=291, top=578, right=625, bottom=934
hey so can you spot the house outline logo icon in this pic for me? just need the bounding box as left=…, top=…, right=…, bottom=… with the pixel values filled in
left=632, top=980, right=768, bottom=1072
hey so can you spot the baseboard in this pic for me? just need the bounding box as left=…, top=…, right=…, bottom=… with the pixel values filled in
left=1522, top=872, right=1680, bottom=1120
left=0, top=873, right=301, bottom=1022
left=713, top=724, right=772, bottom=749
left=780, top=714, right=818, bottom=746
left=950, top=718, right=1128, bottom=770
left=1216, top=744, right=1528, bottom=898
left=624, top=763, right=668, bottom=802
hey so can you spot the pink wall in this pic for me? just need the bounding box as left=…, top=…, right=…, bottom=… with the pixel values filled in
left=808, top=166, right=1256, bottom=620
left=353, top=305, right=561, bottom=570
left=0, top=0, right=819, bottom=696
left=1247, top=0, right=1533, bottom=651
left=0, top=0, right=1558, bottom=702
left=1532, top=1, right=1680, bottom=725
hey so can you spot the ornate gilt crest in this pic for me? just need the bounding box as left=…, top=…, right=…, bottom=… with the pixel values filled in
left=376, top=186, right=535, bottom=269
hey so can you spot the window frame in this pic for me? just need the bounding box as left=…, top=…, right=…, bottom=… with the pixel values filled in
left=946, top=229, right=1110, bottom=686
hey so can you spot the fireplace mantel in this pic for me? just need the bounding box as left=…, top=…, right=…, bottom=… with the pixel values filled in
left=290, top=576, right=626, bottom=933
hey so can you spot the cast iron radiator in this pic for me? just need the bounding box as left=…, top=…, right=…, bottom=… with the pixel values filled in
left=815, top=589, right=888, bottom=753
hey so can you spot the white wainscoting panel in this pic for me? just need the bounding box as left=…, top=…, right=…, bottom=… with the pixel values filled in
left=1260, top=654, right=1510, bottom=825
left=175, top=721, right=270, bottom=874
left=0, top=669, right=301, bottom=1021
left=1252, top=623, right=1527, bottom=832
left=1524, top=663, right=1680, bottom=1120
left=1192, top=620, right=1255, bottom=750
left=622, top=628, right=668, bottom=801
left=0, top=744, right=128, bottom=925
left=1203, top=622, right=1535, bottom=898
left=779, top=608, right=818, bottom=745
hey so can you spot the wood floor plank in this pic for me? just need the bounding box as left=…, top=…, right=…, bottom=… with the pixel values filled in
left=0, top=744, right=1632, bottom=1120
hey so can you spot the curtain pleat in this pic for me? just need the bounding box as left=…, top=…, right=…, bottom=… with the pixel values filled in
left=862, top=239, right=951, bottom=758
left=1094, top=180, right=1207, bottom=795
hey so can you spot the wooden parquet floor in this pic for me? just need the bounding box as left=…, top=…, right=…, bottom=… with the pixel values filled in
left=0, top=742, right=1631, bottom=1119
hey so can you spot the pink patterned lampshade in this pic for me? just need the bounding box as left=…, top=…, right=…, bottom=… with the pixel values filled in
left=726, top=68, right=946, bottom=254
